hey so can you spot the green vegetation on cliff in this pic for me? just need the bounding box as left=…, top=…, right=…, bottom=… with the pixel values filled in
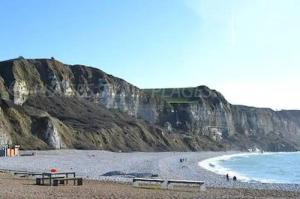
left=0, top=58, right=299, bottom=152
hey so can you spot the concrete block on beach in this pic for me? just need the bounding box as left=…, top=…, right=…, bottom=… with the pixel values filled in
left=132, top=178, right=206, bottom=191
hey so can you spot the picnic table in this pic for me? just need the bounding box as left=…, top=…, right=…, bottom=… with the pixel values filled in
left=37, top=172, right=76, bottom=186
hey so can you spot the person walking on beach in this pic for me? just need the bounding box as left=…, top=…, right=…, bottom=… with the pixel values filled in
left=226, top=173, right=229, bottom=181
left=233, top=176, right=237, bottom=181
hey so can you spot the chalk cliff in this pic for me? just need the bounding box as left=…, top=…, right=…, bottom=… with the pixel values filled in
left=0, top=57, right=299, bottom=151
left=145, top=87, right=300, bottom=151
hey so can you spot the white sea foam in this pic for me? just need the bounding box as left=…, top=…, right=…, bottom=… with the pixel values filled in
left=198, top=153, right=252, bottom=182
left=198, top=152, right=300, bottom=184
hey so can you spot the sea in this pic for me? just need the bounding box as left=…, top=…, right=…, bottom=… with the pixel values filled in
left=199, top=152, right=300, bottom=184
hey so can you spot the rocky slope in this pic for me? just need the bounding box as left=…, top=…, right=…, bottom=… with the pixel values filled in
left=144, top=87, right=300, bottom=151
left=0, top=58, right=220, bottom=151
left=0, top=57, right=299, bottom=151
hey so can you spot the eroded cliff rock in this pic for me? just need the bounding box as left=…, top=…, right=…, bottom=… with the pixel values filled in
left=145, top=87, right=300, bottom=151
left=0, top=57, right=299, bottom=151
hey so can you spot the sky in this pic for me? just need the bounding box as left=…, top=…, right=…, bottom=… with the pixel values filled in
left=0, top=0, right=299, bottom=110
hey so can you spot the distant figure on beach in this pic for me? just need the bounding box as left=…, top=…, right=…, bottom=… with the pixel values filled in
left=226, top=173, right=229, bottom=181
left=233, top=176, right=237, bottom=181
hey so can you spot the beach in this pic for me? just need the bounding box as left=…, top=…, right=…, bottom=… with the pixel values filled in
left=0, top=172, right=299, bottom=199
left=0, top=150, right=300, bottom=198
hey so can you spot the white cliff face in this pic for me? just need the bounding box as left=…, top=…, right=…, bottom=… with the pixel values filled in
left=61, top=80, right=75, bottom=96
left=48, top=74, right=75, bottom=96
left=12, top=78, right=75, bottom=105
left=47, top=74, right=62, bottom=93
left=136, top=103, right=159, bottom=124
left=99, top=82, right=116, bottom=109
left=1, top=59, right=300, bottom=151
left=13, top=81, right=29, bottom=105
left=0, top=131, right=11, bottom=146
left=117, top=91, right=127, bottom=111
left=0, top=108, right=12, bottom=145
left=44, top=120, right=63, bottom=149
left=171, top=102, right=236, bottom=139
left=95, top=79, right=159, bottom=122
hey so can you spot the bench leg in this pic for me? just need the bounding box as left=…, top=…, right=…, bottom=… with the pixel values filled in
left=167, top=183, right=174, bottom=189
left=36, top=178, right=41, bottom=185
left=133, top=181, right=140, bottom=187
left=200, top=184, right=206, bottom=191
left=161, top=181, right=168, bottom=189
left=53, top=180, right=58, bottom=186
left=77, top=178, right=83, bottom=186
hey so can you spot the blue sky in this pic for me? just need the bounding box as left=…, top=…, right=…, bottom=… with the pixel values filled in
left=0, top=0, right=299, bottom=110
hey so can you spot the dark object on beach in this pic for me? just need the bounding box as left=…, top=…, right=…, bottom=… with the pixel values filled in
left=20, top=152, right=35, bottom=156
left=128, top=172, right=157, bottom=178
left=102, top=171, right=126, bottom=176
left=226, top=174, right=229, bottom=181
left=233, top=176, right=237, bottom=181
left=102, top=171, right=158, bottom=178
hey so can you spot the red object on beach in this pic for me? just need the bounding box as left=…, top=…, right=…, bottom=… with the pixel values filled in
left=50, top=168, right=57, bottom=173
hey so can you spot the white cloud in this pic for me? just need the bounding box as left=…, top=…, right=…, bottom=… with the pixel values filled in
left=183, top=0, right=300, bottom=110
left=219, top=81, right=300, bottom=110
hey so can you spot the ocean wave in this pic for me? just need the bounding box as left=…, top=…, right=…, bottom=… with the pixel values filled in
left=198, top=153, right=252, bottom=182
left=198, top=152, right=300, bottom=184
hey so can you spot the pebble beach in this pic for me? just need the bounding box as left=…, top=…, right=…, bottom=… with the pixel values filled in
left=0, top=150, right=300, bottom=198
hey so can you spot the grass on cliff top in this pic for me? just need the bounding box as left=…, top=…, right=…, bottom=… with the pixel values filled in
left=143, top=88, right=200, bottom=104
left=164, top=98, right=198, bottom=104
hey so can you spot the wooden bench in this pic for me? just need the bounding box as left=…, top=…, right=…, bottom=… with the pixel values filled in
left=133, top=178, right=168, bottom=189
left=28, top=172, right=43, bottom=176
left=36, top=176, right=66, bottom=185
left=132, top=178, right=205, bottom=191
left=14, top=171, right=31, bottom=175
left=42, top=172, right=76, bottom=179
left=14, top=171, right=42, bottom=177
left=53, top=178, right=83, bottom=186
left=36, top=172, right=76, bottom=186
left=167, top=179, right=206, bottom=191
left=0, top=169, right=39, bottom=176
left=0, top=169, right=27, bottom=174
left=133, top=178, right=165, bottom=187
